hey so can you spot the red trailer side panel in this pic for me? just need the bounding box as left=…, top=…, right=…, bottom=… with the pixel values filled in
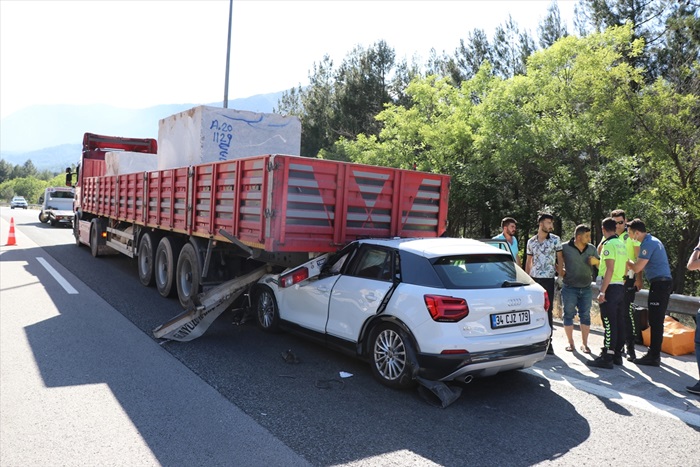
left=82, top=154, right=449, bottom=253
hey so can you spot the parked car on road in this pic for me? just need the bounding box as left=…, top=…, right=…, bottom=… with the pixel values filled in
left=38, top=187, right=75, bottom=227
left=10, top=196, right=28, bottom=209
left=254, top=237, right=550, bottom=389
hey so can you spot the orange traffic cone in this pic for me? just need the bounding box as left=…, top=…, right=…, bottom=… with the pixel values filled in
left=6, top=217, right=17, bottom=246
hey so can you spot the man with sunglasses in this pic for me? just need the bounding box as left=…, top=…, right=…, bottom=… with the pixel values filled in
left=611, top=209, right=642, bottom=361
left=626, top=219, right=673, bottom=366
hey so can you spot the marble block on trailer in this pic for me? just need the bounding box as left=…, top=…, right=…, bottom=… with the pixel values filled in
left=157, top=105, right=301, bottom=170
left=105, top=151, right=158, bottom=176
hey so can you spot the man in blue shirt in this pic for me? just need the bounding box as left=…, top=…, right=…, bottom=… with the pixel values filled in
left=626, top=218, right=673, bottom=366
left=493, top=217, right=519, bottom=262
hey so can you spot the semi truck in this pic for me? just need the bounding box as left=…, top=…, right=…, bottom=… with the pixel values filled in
left=68, top=131, right=450, bottom=340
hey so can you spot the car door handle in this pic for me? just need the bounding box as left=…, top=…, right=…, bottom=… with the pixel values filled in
left=365, top=293, right=378, bottom=302
left=317, top=286, right=329, bottom=293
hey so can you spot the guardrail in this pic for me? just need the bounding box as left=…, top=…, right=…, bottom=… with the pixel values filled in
left=590, top=283, right=699, bottom=318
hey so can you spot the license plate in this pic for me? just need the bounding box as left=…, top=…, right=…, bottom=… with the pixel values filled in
left=491, top=310, right=530, bottom=329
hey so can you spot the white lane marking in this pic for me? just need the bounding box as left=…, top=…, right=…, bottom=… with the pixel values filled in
left=36, top=257, right=78, bottom=294
left=525, top=367, right=700, bottom=428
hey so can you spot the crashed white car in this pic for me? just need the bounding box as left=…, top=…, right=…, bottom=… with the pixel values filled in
left=254, top=237, right=550, bottom=389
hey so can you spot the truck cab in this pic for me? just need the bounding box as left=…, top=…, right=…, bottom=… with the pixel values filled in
left=39, top=187, right=75, bottom=227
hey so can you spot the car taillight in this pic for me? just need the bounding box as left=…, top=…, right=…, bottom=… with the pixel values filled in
left=280, top=267, right=309, bottom=288
left=424, top=295, right=469, bottom=322
left=543, top=290, right=550, bottom=313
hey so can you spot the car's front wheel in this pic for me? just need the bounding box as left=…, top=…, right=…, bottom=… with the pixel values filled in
left=369, top=324, right=416, bottom=389
left=256, top=286, right=280, bottom=332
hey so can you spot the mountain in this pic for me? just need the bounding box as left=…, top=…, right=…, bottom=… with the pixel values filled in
left=0, top=92, right=285, bottom=171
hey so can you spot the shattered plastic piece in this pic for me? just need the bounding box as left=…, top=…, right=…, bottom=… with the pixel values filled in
left=416, top=376, right=463, bottom=408
left=281, top=349, right=300, bottom=364
left=339, top=371, right=353, bottom=378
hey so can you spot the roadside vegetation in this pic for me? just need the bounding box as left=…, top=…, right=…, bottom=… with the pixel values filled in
left=0, top=159, right=67, bottom=206
left=276, top=0, right=699, bottom=296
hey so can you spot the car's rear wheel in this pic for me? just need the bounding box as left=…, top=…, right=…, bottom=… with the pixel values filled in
left=256, top=286, right=280, bottom=332
left=369, top=324, right=416, bottom=389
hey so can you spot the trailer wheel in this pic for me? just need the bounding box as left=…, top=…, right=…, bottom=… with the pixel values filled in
left=256, top=286, right=280, bottom=332
left=90, top=220, right=102, bottom=257
left=137, top=232, right=157, bottom=287
left=176, top=243, right=202, bottom=308
left=74, top=217, right=82, bottom=247
left=38, top=212, right=48, bottom=223
left=155, top=237, right=182, bottom=298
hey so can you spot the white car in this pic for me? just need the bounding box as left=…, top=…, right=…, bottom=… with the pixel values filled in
left=254, top=237, right=551, bottom=389
left=10, top=196, right=28, bottom=209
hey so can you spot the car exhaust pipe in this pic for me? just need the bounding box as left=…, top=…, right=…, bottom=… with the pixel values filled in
left=463, top=375, right=474, bottom=384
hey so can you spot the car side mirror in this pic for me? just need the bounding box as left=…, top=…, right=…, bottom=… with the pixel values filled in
left=65, top=167, right=72, bottom=187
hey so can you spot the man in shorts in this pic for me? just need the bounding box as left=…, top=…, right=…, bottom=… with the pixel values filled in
left=561, top=224, right=599, bottom=354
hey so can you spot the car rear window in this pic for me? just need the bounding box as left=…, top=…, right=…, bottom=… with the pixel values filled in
left=432, top=254, right=534, bottom=289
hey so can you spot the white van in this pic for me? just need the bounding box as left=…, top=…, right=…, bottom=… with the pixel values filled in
left=39, top=187, right=75, bottom=227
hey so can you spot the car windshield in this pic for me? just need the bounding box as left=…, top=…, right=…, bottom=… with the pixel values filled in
left=432, top=254, right=533, bottom=289
left=49, top=191, right=74, bottom=199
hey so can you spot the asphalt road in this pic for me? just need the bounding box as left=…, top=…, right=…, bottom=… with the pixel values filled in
left=2, top=207, right=699, bottom=467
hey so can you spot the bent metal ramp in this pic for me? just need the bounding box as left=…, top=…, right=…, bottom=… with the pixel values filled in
left=153, top=266, right=268, bottom=342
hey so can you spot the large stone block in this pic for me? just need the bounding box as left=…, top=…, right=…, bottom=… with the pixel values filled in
left=157, top=105, right=301, bottom=170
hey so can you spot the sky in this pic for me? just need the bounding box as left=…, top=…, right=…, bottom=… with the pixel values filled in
left=0, top=0, right=577, bottom=119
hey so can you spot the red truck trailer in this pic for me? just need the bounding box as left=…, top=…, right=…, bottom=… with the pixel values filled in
left=69, top=132, right=450, bottom=318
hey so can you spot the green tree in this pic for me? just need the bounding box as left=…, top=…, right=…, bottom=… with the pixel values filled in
left=538, top=1, right=569, bottom=49
left=0, top=159, right=12, bottom=184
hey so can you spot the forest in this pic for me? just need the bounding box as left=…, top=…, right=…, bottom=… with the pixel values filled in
left=275, top=0, right=699, bottom=296
left=1, top=1, right=698, bottom=295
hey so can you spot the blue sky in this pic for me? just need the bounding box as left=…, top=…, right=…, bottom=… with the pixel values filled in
left=0, top=0, right=576, bottom=119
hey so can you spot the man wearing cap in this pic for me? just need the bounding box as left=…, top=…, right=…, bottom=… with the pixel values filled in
left=526, top=213, right=564, bottom=354
left=493, top=217, right=519, bottom=261
left=626, top=218, right=673, bottom=366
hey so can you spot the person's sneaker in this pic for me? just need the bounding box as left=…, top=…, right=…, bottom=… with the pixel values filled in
left=626, top=345, right=636, bottom=362
left=613, top=353, right=623, bottom=366
left=687, top=382, right=700, bottom=395
left=634, top=353, right=660, bottom=367
left=586, top=355, right=614, bottom=369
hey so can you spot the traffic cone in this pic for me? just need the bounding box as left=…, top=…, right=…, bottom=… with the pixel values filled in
left=5, top=217, right=17, bottom=246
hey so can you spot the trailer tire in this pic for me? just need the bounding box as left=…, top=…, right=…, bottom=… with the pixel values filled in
left=74, top=216, right=82, bottom=247
left=155, top=237, right=182, bottom=298
left=176, top=243, right=202, bottom=308
left=138, top=232, right=157, bottom=287
left=90, top=220, right=102, bottom=257
left=39, top=212, right=48, bottom=223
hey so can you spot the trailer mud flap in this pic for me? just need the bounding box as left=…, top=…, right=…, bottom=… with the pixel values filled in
left=153, top=266, right=267, bottom=341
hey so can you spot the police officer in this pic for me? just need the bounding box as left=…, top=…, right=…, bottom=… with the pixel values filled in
left=626, top=219, right=673, bottom=367
left=610, top=209, right=642, bottom=361
left=587, top=217, right=627, bottom=369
